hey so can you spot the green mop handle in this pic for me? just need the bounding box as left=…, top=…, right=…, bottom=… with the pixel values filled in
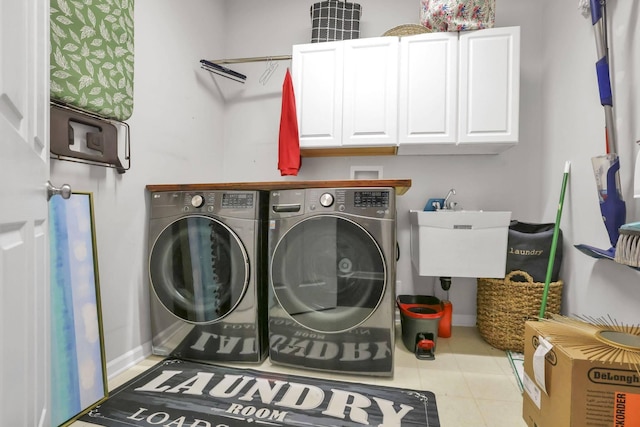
left=539, top=161, right=570, bottom=318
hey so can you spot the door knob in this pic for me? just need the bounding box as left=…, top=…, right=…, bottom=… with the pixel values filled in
left=46, top=181, right=72, bottom=201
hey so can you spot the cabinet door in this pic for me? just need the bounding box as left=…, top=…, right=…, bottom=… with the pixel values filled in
left=292, top=41, right=343, bottom=148
left=458, top=26, right=520, bottom=144
left=342, top=37, right=399, bottom=147
left=398, top=32, right=458, bottom=152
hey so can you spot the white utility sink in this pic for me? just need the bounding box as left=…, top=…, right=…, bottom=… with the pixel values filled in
left=409, top=209, right=512, bottom=278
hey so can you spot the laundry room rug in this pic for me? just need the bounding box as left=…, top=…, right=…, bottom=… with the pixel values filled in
left=80, top=358, right=440, bottom=427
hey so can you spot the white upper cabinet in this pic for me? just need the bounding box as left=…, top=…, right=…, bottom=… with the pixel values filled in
left=293, top=37, right=398, bottom=151
left=292, top=26, right=520, bottom=156
left=397, top=32, right=459, bottom=149
left=398, top=26, right=520, bottom=155
left=458, top=26, right=520, bottom=147
left=292, top=41, right=344, bottom=149
left=342, top=37, right=399, bottom=147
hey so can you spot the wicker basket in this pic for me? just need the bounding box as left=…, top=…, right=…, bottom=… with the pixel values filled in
left=382, top=23, right=432, bottom=37
left=476, top=270, right=563, bottom=353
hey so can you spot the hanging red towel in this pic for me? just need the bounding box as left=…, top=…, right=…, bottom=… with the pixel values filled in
left=278, top=68, right=301, bottom=176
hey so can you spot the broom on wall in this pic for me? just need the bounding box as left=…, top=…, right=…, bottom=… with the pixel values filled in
left=539, top=161, right=570, bottom=319
left=614, top=223, right=640, bottom=268
left=534, top=162, right=639, bottom=376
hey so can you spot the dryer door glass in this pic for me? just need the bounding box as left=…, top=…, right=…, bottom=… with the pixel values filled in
left=271, top=215, right=385, bottom=332
left=150, top=216, right=249, bottom=324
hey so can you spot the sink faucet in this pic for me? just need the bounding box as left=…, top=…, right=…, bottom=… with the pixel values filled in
left=443, top=189, right=456, bottom=210
left=425, top=189, right=458, bottom=211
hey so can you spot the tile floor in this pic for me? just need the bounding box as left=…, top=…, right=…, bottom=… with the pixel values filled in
left=73, top=325, right=527, bottom=427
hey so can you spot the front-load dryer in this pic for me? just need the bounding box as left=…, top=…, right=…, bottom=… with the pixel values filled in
left=148, top=190, right=268, bottom=363
left=268, top=187, right=396, bottom=376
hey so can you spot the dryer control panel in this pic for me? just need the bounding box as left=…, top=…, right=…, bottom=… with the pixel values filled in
left=150, top=190, right=259, bottom=219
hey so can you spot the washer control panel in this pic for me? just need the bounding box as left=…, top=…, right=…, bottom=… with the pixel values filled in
left=354, top=190, right=390, bottom=208
left=270, top=188, right=395, bottom=219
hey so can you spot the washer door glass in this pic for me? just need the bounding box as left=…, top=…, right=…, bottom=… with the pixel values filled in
left=271, top=215, right=386, bottom=333
left=150, top=216, right=248, bottom=324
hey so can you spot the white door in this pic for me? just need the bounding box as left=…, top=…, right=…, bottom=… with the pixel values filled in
left=342, top=37, right=399, bottom=147
left=458, top=26, right=520, bottom=144
left=0, top=0, right=51, bottom=425
left=397, top=32, right=458, bottom=150
left=292, top=41, right=344, bottom=149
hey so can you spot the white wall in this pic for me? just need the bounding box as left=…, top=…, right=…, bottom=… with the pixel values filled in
left=50, top=0, right=228, bottom=370
left=222, top=0, right=640, bottom=327
left=221, top=0, right=545, bottom=326
left=540, top=0, right=640, bottom=323
left=50, top=0, right=640, bottom=373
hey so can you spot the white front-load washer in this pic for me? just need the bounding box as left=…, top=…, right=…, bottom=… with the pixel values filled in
left=268, top=187, right=396, bottom=376
left=148, top=190, right=268, bottom=363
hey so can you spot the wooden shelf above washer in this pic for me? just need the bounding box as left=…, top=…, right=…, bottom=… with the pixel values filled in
left=146, top=179, right=412, bottom=196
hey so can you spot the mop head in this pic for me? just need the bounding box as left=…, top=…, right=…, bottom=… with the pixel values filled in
left=614, top=222, right=640, bottom=267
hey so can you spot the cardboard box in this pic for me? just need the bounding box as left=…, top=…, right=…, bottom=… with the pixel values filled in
left=522, top=320, right=640, bottom=427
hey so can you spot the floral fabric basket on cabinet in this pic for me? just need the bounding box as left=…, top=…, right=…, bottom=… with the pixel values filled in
left=420, top=0, right=495, bottom=32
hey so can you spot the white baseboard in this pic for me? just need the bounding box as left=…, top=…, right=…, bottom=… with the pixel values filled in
left=453, top=314, right=477, bottom=327
left=106, top=341, right=153, bottom=380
